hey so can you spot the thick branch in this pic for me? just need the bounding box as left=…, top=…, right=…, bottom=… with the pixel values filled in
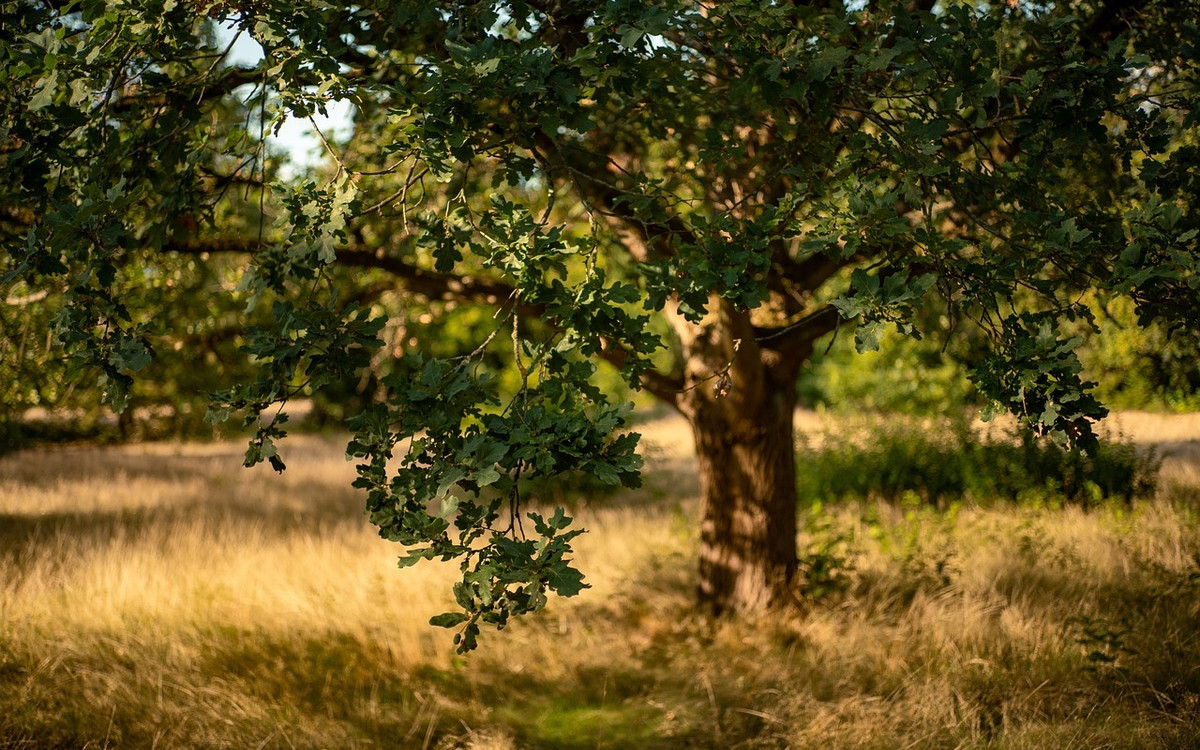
left=753, top=303, right=844, bottom=363
left=3, top=289, right=51, bottom=306
left=341, top=250, right=685, bottom=406
left=337, top=249, right=527, bottom=310
left=164, top=237, right=525, bottom=309
left=597, top=337, right=685, bottom=409
left=779, top=250, right=855, bottom=297
left=108, top=65, right=262, bottom=114
left=1, top=205, right=35, bottom=228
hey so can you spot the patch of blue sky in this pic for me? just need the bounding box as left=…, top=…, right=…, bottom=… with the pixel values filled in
left=213, top=21, right=355, bottom=177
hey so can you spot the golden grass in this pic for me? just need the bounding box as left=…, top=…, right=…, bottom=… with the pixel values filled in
left=2, top=414, right=1200, bottom=748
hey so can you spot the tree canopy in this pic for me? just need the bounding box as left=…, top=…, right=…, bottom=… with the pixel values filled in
left=3, top=0, right=1198, bottom=650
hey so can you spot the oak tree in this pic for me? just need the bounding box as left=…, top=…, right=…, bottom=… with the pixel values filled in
left=3, top=0, right=1198, bottom=649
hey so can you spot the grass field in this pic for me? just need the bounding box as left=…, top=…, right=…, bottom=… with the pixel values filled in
left=2, top=412, right=1200, bottom=749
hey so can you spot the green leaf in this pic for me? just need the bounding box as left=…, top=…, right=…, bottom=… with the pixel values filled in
left=855, top=321, right=886, bottom=353
left=430, top=612, right=468, bottom=628
left=28, top=70, right=57, bottom=111
left=619, top=25, right=644, bottom=49
left=397, top=550, right=430, bottom=568
left=545, top=562, right=588, bottom=597
left=472, top=465, right=501, bottom=487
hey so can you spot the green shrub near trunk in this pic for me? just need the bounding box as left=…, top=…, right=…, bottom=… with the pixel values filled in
left=797, top=418, right=1159, bottom=508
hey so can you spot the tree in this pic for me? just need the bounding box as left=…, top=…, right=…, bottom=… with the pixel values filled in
left=3, top=0, right=1198, bottom=650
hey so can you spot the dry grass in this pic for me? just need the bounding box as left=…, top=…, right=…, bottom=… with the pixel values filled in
left=2, top=414, right=1200, bottom=748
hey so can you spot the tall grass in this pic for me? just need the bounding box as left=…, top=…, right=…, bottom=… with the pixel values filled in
left=2, top=417, right=1200, bottom=748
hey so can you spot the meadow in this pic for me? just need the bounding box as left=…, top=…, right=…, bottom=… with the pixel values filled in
left=2, top=411, right=1200, bottom=749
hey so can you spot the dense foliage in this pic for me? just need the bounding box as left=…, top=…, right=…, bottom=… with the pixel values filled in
left=3, top=0, right=1198, bottom=647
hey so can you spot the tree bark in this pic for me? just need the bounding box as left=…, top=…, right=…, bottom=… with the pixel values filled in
left=672, top=298, right=807, bottom=614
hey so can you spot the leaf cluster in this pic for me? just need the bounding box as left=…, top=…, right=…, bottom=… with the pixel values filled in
left=345, top=350, right=640, bottom=651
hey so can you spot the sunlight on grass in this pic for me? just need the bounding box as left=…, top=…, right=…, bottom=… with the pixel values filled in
left=3, top=416, right=1200, bottom=748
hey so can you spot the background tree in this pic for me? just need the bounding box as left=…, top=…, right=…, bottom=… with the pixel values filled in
left=2, top=0, right=1197, bottom=649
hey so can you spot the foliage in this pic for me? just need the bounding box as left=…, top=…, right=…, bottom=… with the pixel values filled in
left=797, top=319, right=984, bottom=415
left=797, top=416, right=1160, bottom=508
left=796, top=507, right=856, bottom=601
left=799, top=294, right=1200, bottom=417
left=3, top=0, right=1199, bottom=644
left=0, top=251, right=279, bottom=451
left=1077, top=295, right=1200, bottom=412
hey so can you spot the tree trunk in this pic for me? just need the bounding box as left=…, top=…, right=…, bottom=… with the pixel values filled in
left=688, top=380, right=800, bottom=612
left=672, top=299, right=806, bottom=614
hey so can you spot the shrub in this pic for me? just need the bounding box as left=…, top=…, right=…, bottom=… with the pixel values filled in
left=796, top=416, right=1159, bottom=508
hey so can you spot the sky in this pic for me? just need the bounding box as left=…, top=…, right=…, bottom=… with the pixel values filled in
left=215, top=21, right=356, bottom=175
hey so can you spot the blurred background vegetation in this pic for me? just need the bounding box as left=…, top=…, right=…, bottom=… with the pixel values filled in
left=6, top=280, right=1196, bottom=453
left=798, top=294, right=1200, bottom=417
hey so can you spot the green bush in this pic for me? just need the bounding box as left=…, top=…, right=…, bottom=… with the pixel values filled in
left=796, top=417, right=1159, bottom=508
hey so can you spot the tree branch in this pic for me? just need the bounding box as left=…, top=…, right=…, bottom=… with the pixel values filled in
left=532, top=136, right=698, bottom=258
left=596, top=337, right=685, bottom=409
left=164, top=237, right=686, bottom=405
left=784, top=251, right=855, bottom=295
left=337, top=249, right=529, bottom=310
left=107, top=65, right=262, bottom=114
left=343, top=249, right=686, bottom=407
left=0, top=205, right=35, bottom=229
left=753, top=303, right=844, bottom=362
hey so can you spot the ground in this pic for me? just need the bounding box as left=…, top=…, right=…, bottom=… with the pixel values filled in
left=1, top=410, right=1199, bottom=749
